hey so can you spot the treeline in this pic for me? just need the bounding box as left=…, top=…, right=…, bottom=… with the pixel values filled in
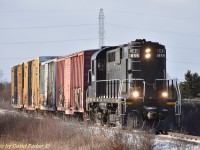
left=0, top=70, right=11, bottom=102
left=180, top=70, right=200, bottom=99
left=0, top=81, right=11, bottom=102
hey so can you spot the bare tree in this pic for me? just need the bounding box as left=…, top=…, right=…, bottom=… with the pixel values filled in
left=0, top=69, right=3, bottom=81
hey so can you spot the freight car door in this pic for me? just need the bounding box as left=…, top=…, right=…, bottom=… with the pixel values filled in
left=44, top=63, right=48, bottom=106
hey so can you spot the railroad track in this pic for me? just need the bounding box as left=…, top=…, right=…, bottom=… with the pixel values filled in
left=0, top=108, right=19, bottom=115
left=155, top=132, right=200, bottom=147
left=168, top=132, right=200, bottom=142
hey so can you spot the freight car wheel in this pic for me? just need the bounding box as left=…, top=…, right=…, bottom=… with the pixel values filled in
left=89, top=108, right=101, bottom=125
left=94, top=112, right=102, bottom=125
left=88, top=109, right=95, bottom=124
left=83, top=113, right=89, bottom=124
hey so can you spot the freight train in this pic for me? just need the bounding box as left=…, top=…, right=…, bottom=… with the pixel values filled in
left=11, top=39, right=181, bottom=132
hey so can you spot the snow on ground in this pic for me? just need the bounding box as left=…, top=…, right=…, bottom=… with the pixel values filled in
left=84, top=125, right=200, bottom=149
left=153, top=138, right=200, bottom=150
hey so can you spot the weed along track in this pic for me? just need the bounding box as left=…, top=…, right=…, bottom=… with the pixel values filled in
left=1, top=108, right=200, bottom=149
left=0, top=108, right=155, bottom=149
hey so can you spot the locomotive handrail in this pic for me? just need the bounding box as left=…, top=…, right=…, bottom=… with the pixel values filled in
left=95, top=79, right=120, bottom=82
left=175, top=80, right=182, bottom=115
left=155, top=79, right=182, bottom=115
left=119, top=79, right=145, bottom=100
left=95, top=79, right=121, bottom=98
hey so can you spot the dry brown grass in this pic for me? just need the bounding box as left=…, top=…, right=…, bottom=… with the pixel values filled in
left=0, top=113, right=154, bottom=150
left=0, top=100, right=12, bottom=110
left=0, top=81, right=12, bottom=110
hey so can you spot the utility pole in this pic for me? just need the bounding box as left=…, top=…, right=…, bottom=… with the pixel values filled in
left=99, top=9, right=105, bottom=48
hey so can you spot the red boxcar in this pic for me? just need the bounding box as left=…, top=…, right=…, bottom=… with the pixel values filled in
left=56, top=57, right=65, bottom=111
left=63, top=50, right=97, bottom=115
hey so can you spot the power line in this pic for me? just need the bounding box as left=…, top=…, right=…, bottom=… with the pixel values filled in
left=106, top=23, right=200, bottom=38
left=0, top=37, right=98, bottom=45
left=105, top=9, right=200, bottom=21
left=0, top=57, right=33, bottom=60
left=0, top=22, right=199, bottom=38
left=0, top=24, right=97, bottom=30
left=0, top=9, right=98, bottom=13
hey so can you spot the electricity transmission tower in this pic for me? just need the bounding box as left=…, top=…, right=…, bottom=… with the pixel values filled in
left=99, top=9, right=105, bottom=48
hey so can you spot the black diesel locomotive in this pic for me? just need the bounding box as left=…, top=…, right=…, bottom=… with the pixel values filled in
left=86, top=39, right=181, bottom=132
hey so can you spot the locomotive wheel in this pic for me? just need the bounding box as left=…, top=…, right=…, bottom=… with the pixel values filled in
left=96, top=112, right=102, bottom=125
left=101, top=113, right=108, bottom=126
left=89, top=109, right=95, bottom=124
left=131, top=110, right=142, bottom=129
left=106, top=113, right=111, bottom=127
left=101, top=113, right=104, bottom=126
left=132, top=115, right=138, bottom=129
left=92, top=108, right=101, bottom=125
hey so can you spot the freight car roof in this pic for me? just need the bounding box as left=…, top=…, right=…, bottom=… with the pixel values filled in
left=33, top=56, right=60, bottom=62
left=41, top=57, right=61, bottom=65
left=63, top=49, right=98, bottom=58
left=21, top=56, right=60, bottom=64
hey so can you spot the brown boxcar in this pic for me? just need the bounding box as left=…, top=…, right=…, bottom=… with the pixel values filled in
left=11, top=65, right=18, bottom=106
left=23, top=61, right=32, bottom=109
left=56, top=57, right=65, bottom=111
left=64, top=50, right=97, bottom=115
left=11, top=64, right=24, bottom=108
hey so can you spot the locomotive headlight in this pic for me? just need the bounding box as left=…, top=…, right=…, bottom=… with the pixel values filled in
left=145, top=53, right=151, bottom=59
left=145, top=48, right=151, bottom=59
left=145, top=48, right=151, bottom=53
left=132, top=90, right=139, bottom=98
left=162, top=92, right=168, bottom=98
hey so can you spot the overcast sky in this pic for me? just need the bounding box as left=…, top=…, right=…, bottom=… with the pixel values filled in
left=0, top=0, right=199, bottom=82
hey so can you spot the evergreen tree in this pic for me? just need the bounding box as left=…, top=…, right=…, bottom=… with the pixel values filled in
left=180, top=70, right=200, bottom=99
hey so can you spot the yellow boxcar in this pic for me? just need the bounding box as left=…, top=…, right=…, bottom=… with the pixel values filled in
left=17, top=64, right=24, bottom=108
left=23, top=61, right=33, bottom=109
left=23, top=57, right=58, bottom=110
left=32, top=58, right=40, bottom=109
left=23, top=61, right=28, bottom=109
